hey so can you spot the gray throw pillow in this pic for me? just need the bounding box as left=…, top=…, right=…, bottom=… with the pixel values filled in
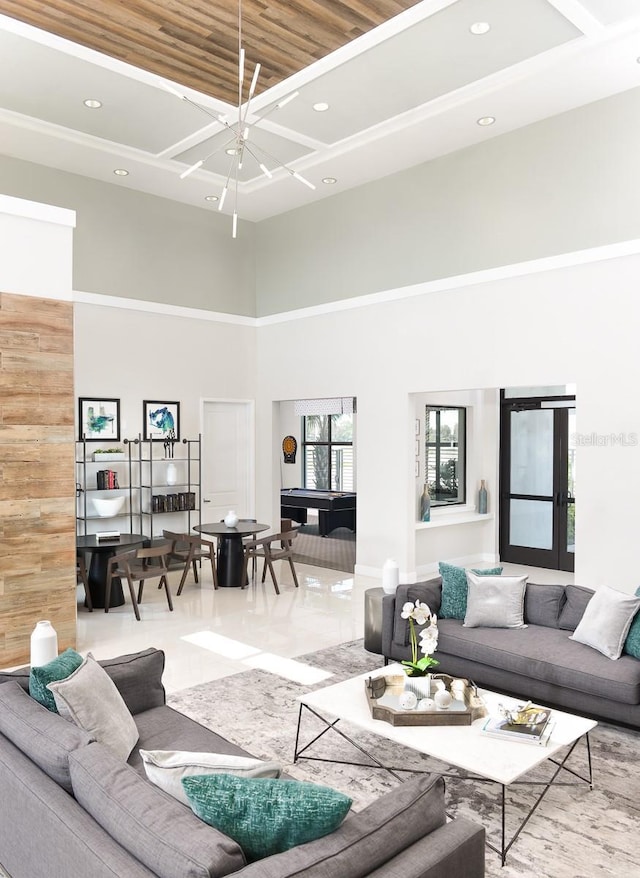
left=47, top=654, right=139, bottom=760
left=463, top=572, right=528, bottom=629
left=570, top=585, right=640, bottom=660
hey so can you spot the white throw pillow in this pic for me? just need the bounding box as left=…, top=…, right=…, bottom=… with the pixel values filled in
left=570, top=585, right=640, bottom=660
left=47, top=654, right=139, bottom=760
left=463, top=572, right=528, bottom=629
left=140, top=749, right=282, bottom=806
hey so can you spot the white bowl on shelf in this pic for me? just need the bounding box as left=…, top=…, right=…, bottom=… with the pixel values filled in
left=92, top=496, right=125, bottom=517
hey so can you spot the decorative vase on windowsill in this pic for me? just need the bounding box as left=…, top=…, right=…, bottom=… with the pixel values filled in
left=400, top=600, right=439, bottom=696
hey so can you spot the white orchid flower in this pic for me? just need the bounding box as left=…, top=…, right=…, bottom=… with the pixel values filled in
left=401, top=602, right=415, bottom=619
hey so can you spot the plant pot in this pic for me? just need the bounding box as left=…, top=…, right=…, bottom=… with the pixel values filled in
left=92, top=452, right=125, bottom=461
left=403, top=674, right=433, bottom=700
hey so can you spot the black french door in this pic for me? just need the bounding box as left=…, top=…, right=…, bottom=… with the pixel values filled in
left=499, top=394, right=575, bottom=572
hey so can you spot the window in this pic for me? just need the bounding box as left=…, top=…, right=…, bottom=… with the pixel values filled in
left=303, top=415, right=354, bottom=490
left=425, top=406, right=466, bottom=505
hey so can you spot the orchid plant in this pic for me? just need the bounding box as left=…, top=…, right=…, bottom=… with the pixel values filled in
left=400, top=600, right=439, bottom=677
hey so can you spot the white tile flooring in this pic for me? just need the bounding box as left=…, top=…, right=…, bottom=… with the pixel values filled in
left=76, top=560, right=574, bottom=695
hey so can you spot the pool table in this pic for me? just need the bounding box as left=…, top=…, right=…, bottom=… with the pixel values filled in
left=281, top=488, right=356, bottom=537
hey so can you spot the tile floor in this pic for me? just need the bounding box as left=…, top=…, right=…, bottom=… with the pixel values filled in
left=76, top=560, right=574, bottom=694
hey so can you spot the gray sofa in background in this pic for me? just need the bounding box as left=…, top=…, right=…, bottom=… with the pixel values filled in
left=382, top=578, right=640, bottom=729
left=0, top=648, right=485, bottom=878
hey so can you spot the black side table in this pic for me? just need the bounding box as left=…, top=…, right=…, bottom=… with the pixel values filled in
left=364, top=587, right=385, bottom=655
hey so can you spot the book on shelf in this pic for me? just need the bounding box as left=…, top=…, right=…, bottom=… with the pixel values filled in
left=481, top=707, right=553, bottom=746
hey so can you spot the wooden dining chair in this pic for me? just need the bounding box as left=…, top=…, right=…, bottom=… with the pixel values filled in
left=76, top=551, right=93, bottom=611
left=241, top=530, right=300, bottom=595
left=162, top=530, right=218, bottom=594
left=105, top=544, right=173, bottom=621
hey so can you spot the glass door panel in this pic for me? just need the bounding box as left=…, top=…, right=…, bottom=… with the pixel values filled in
left=510, top=410, right=553, bottom=495
left=509, top=499, right=554, bottom=550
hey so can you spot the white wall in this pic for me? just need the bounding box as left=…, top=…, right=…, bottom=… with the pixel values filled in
left=255, top=250, right=640, bottom=592
left=0, top=194, right=75, bottom=298
left=278, top=400, right=303, bottom=490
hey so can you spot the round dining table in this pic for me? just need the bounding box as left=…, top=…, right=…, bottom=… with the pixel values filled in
left=194, top=522, right=269, bottom=587
left=76, top=533, right=149, bottom=608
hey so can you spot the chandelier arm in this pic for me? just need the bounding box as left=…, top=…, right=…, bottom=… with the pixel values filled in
left=248, top=91, right=300, bottom=127
left=240, top=139, right=299, bottom=176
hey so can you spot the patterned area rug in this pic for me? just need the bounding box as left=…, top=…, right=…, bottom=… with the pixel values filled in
left=292, top=524, right=355, bottom=573
left=169, top=640, right=640, bottom=878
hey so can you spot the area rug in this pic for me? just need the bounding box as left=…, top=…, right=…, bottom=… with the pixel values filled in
left=292, top=524, right=356, bottom=573
left=168, top=640, right=640, bottom=878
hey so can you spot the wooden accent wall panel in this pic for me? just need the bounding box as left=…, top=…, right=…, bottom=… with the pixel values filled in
left=0, top=292, right=76, bottom=668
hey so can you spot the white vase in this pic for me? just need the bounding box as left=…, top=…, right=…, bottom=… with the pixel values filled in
left=166, top=463, right=177, bottom=486
left=224, top=510, right=239, bottom=528
left=381, top=558, right=399, bottom=594
left=404, top=674, right=433, bottom=700
left=30, top=621, right=58, bottom=667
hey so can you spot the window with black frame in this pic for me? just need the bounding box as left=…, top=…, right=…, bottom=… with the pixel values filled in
left=425, top=406, right=466, bottom=505
left=303, top=414, right=354, bottom=491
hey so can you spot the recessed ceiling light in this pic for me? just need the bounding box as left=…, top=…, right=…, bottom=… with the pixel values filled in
left=477, top=116, right=496, bottom=126
left=225, top=147, right=240, bottom=156
left=205, top=195, right=219, bottom=202
left=83, top=99, right=102, bottom=109
left=322, top=177, right=337, bottom=185
left=313, top=102, right=330, bottom=112
left=470, top=22, right=490, bottom=35
left=113, top=168, right=129, bottom=176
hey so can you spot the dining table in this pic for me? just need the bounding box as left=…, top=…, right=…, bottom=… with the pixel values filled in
left=76, top=533, right=149, bottom=609
left=193, top=522, right=269, bottom=587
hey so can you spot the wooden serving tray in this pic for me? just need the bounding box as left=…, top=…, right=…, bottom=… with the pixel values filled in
left=364, top=673, right=487, bottom=727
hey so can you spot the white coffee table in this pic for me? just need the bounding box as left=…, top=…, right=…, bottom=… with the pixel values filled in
left=294, top=666, right=596, bottom=865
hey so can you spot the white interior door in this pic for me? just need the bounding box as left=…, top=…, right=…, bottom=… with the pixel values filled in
left=201, top=400, right=254, bottom=523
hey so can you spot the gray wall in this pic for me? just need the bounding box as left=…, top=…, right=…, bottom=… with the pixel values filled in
left=0, top=155, right=256, bottom=316
left=255, top=86, right=640, bottom=315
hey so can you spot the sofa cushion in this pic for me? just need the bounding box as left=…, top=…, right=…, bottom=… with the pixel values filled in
left=140, top=749, right=282, bottom=806
left=226, top=773, right=446, bottom=878
left=0, top=680, right=94, bottom=793
left=463, top=573, right=528, bottom=629
left=183, top=775, right=352, bottom=863
left=558, top=585, right=595, bottom=631
left=392, top=581, right=442, bottom=648
left=29, top=647, right=84, bottom=712
left=439, top=562, right=503, bottom=620
left=130, top=705, right=255, bottom=773
left=524, top=584, right=566, bottom=628
left=69, top=741, right=246, bottom=878
left=99, top=648, right=166, bottom=714
left=48, top=654, right=139, bottom=761
left=570, top=586, right=640, bottom=660
left=436, top=619, right=640, bottom=704
left=623, top=587, right=640, bottom=659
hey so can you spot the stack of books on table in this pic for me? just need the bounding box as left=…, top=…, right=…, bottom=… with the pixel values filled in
left=481, top=705, right=554, bottom=746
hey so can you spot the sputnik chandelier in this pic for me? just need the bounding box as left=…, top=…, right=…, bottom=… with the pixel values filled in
left=169, top=0, right=315, bottom=238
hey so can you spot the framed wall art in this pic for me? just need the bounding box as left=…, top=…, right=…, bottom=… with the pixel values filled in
left=78, top=397, right=121, bottom=441
left=143, top=400, right=180, bottom=441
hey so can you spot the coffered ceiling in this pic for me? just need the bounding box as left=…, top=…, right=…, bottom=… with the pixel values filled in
left=1, top=0, right=640, bottom=223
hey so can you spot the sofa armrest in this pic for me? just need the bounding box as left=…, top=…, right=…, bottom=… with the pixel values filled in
left=366, top=817, right=485, bottom=878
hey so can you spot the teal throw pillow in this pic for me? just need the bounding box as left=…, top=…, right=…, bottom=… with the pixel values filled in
left=29, top=648, right=84, bottom=713
left=182, top=774, right=352, bottom=862
left=439, top=562, right=503, bottom=620
left=623, top=586, right=640, bottom=658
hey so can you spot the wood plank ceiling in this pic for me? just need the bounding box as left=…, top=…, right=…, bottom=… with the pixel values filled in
left=0, top=0, right=420, bottom=104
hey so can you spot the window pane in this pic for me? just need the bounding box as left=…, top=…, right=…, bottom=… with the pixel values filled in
left=305, top=446, right=329, bottom=489
left=331, top=414, right=353, bottom=441
left=304, top=415, right=329, bottom=441
left=332, top=447, right=354, bottom=491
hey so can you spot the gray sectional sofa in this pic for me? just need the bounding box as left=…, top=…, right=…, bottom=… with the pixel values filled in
left=0, top=647, right=485, bottom=878
left=382, top=577, right=640, bottom=729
